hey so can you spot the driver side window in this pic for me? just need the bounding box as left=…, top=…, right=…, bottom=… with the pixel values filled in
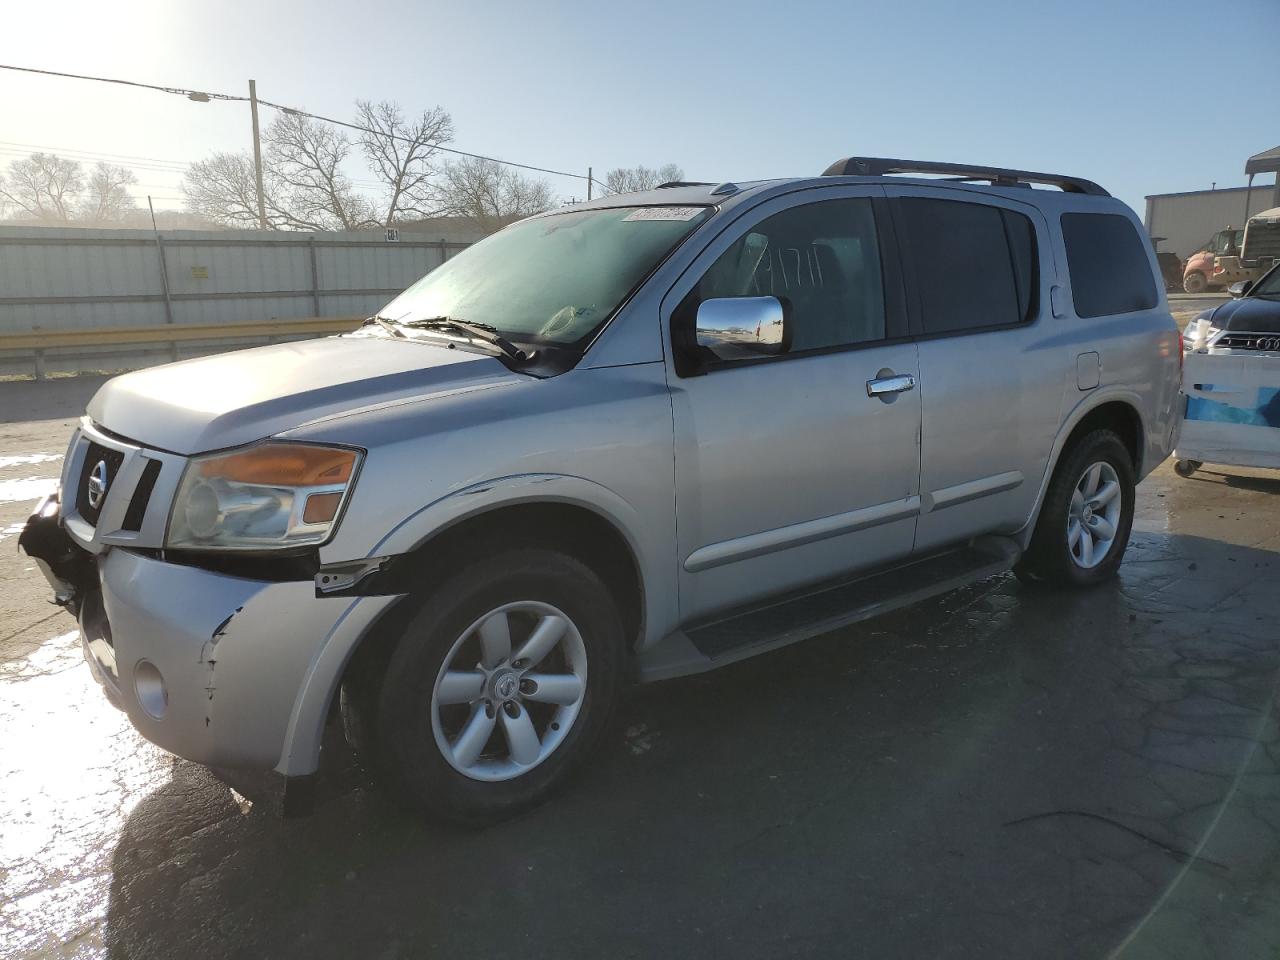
left=696, top=198, right=887, bottom=354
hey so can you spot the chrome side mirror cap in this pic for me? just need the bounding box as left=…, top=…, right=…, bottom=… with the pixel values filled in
left=1228, top=279, right=1253, bottom=299
left=695, top=296, right=790, bottom=361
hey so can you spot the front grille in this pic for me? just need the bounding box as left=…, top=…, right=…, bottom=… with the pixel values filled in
left=1216, top=333, right=1280, bottom=352
left=75, top=442, right=126, bottom=526
left=122, top=458, right=161, bottom=532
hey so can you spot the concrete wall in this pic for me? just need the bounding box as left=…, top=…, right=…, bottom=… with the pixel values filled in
left=0, top=226, right=477, bottom=378
left=1144, top=184, right=1277, bottom=260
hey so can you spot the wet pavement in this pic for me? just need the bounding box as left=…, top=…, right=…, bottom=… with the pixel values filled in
left=2, top=375, right=1280, bottom=959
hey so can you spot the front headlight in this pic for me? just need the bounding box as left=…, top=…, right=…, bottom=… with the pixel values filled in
left=166, top=442, right=362, bottom=551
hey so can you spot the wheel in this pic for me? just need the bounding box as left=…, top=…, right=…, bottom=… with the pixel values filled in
left=346, top=548, right=623, bottom=824
left=1014, top=429, right=1135, bottom=588
left=1183, top=272, right=1208, bottom=294
left=1174, top=459, right=1201, bottom=478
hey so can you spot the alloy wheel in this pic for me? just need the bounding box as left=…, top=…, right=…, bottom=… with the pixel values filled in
left=430, top=601, right=588, bottom=782
left=1067, top=460, right=1123, bottom=569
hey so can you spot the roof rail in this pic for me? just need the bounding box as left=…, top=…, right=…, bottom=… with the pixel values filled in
left=821, top=156, right=1109, bottom=197
left=655, top=180, right=714, bottom=189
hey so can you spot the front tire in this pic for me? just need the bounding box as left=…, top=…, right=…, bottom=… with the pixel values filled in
left=348, top=548, right=623, bottom=825
left=1183, top=272, right=1208, bottom=294
left=1014, top=430, right=1136, bottom=588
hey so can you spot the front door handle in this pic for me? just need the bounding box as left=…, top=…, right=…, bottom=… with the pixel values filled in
left=866, top=373, right=917, bottom=398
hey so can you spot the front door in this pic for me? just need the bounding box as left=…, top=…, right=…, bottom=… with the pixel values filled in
left=663, top=187, right=923, bottom=622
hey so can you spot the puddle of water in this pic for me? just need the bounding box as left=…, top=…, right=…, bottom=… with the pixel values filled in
left=0, top=630, right=170, bottom=957
left=0, top=453, right=63, bottom=471
left=0, top=476, right=58, bottom=505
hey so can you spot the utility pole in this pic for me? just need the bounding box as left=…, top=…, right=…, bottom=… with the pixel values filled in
left=587, top=166, right=592, bottom=201
left=249, top=79, right=268, bottom=230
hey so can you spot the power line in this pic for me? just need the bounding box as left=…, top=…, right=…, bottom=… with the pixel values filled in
left=0, top=63, right=238, bottom=102
left=0, top=139, right=191, bottom=169
left=0, top=62, right=601, bottom=187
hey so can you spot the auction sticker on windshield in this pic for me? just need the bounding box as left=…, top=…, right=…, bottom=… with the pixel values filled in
left=623, top=207, right=705, bottom=222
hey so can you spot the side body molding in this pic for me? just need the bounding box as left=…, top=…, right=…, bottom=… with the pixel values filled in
left=684, top=496, right=922, bottom=573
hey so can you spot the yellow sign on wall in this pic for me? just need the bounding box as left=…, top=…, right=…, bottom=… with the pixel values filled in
left=190, top=266, right=209, bottom=279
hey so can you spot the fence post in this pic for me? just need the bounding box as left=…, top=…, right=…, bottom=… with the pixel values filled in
left=34, top=347, right=45, bottom=382
left=308, top=237, right=322, bottom=316
left=438, top=238, right=447, bottom=268
left=153, top=234, right=177, bottom=361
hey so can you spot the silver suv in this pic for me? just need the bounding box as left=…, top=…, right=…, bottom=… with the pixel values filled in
left=22, top=157, right=1182, bottom=822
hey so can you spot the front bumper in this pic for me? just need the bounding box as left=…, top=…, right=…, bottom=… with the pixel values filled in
left=21, top=493, right=398, bottom=780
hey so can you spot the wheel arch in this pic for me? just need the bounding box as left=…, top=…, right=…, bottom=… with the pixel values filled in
left=1017, top=395, right=1145, bottom=548
left=338, top=488, right=648, bottom=714
left=279, top=478, right=657, bottom=779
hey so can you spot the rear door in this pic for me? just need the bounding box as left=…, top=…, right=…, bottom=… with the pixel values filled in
left=662, top=186, right=922, bottom=621
left=884, top=186, right=1068, bottom=553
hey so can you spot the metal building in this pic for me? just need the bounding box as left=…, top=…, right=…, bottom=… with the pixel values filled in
left=1144, top=183, right=1276, bottom=261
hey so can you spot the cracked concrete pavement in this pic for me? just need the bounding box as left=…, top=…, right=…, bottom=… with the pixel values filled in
left=2, top=372, right=1279, bottom=959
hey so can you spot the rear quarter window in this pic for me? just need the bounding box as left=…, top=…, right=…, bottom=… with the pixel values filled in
left=1060, top=212, right=1158, bottom=318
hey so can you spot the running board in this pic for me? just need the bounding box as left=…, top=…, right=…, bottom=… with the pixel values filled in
left=637, top=538, right=1020, bottom=682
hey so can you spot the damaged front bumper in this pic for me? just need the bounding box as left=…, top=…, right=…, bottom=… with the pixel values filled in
left=19, top=491, right=399, bottom=808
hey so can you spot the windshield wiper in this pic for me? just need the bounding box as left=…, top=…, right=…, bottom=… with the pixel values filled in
left=363, top=314, right=407, bottom=339
left=403, top=316, right=532, bottom=362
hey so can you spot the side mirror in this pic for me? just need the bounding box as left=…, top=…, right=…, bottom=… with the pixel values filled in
left=1228, top=280, right=1253, bottom=299
left=694, top=296, right=791, bottom=362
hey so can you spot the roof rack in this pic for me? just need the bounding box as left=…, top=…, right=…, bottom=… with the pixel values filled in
left=821, top=156, right=1109, bottom=197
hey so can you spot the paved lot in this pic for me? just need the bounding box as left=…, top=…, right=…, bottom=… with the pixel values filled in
left=2, top=372, right=1280, bottom=959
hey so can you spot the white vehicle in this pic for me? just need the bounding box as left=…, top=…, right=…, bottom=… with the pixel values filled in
left=1178, top=263, right=1280, bottom=477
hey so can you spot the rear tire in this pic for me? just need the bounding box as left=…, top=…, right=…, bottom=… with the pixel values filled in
left=1014, top=429, right=1136, bottom=588
left=345, top=548, right=623, bottom=825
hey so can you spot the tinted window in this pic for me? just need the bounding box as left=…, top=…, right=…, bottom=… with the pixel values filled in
left=1060, top=212, right=1158, bottom=318
left=897, top=198, right=1036, bottom=335
left=694, top=198, right=885, bottom=354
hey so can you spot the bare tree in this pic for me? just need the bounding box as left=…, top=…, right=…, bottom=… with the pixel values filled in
left=77, top=163, right=139, bottom=223
left=0, top=152, right=85, bottom=221
left=604, top=163, right=684, bottom=195
left=439, top=157, right=553, bottom=235
left=266, top=111, right=376, bottom=230
left=355, top=100, right=454, bottom=225
left=182, top=152, right=273, bottom=228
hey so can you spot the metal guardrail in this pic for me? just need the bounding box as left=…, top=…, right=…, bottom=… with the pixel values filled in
left=0, top=316, right=364, bottom=380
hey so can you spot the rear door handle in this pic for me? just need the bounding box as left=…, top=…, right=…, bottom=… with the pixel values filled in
left=866, top=373, right=917, bottom=398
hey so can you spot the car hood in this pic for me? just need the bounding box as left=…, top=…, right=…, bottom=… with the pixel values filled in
left=1211, top=295, right=1280, bottom=334
left=87, top=334, right=520, bottom=455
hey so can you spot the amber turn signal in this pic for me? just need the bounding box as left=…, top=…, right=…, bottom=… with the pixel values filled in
left=303, top=492, right=343, bottom=524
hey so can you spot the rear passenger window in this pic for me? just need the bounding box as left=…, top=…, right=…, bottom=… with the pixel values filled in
left=1060, top=213, right=1158, bottom=318
left=897, top=198, right=1038, bottom=335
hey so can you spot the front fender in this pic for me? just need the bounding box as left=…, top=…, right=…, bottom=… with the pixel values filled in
left=370, top=472, right=678, bottom=653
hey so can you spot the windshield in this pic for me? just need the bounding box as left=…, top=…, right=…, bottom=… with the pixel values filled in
left=1252, top=263, right=1280, bottom=299
left=379, top=205, right=712, bottom=346
left=1214, top=230, right=1240, bottom=256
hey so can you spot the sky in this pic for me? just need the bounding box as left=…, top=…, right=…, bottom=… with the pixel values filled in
left=1, top=0, right=1277, bottom=219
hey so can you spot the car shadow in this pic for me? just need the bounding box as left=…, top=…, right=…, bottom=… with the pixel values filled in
left=103, top=532, right=1280, bottom=960
left=1221, top=473, right=1280, bottom=495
